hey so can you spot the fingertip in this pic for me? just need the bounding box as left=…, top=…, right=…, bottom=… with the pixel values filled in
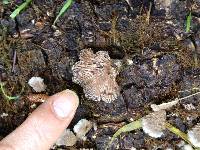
left=63, top=89, right=79, bottom=108
left=51, top=89, right=79, bottom=119
left=0, top=89, right=80, bottom=150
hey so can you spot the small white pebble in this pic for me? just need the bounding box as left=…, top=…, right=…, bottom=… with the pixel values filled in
left=30, top=104, right=37, bottom=109
left=47, top=11, right=53, bottom=17
left=12, top=33, right=19, bottom=38
left=73, top=119, right=93, bottom=140
left=130, top=118, right=134, bottom=121
left=93, top=122, right=98, bottom=131
left=183, top=103, right=196, bottom=110
left=166, top=20, right=173, bottom=25
left=0, top=113, right=8, bottom=118
left=92, top=135, right=96, bottom=139
left=28, top=77, right=46, bottom=92
left=126, top=59, right=133, bottom=65
left=170, top=113, right=179, bottom=117
left=31, top=19, right=35, bottom=24
left=53, top=30, right=62, bottom=37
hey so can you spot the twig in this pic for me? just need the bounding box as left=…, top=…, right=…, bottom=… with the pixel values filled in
left=146, top=2, right=152, bottom=25
left=11, top=50, right=17, bottom=73
left=125, top=0, right=133, bottom=10
left=177, top=91, right=200, bottom=101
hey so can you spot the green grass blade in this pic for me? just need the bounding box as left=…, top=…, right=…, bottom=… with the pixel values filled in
left=165, top=122, right=196, bottom=148
left=0, top=82, right=24, bottom=101
left=53, top=0, right=74, bottom=25
left=10, top=0, right=32, bottom=19
left=3, top=0, right=10, bottom=5
left=106, top=119, right=142, bottom=149
left=186, top=12, right=192, bottom=33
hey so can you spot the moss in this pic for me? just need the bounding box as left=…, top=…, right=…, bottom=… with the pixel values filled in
left=119, top=15, right=199, bottom=69
left=0, top=26, right=12, bottom=70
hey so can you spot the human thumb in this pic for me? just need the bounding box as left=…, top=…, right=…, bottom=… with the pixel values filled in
left=0, top=89, right=79, bottom=150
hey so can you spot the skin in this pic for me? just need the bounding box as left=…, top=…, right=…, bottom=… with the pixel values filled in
left=0, top=90, right=79, bottom=150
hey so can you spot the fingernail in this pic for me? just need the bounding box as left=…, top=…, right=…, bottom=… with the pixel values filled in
left=52, top=90, right=79, bottom=118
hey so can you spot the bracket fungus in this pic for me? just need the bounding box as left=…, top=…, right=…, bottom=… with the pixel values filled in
left=73, top=119, right=93, bottom=140
left=187, top=123, right=200, bottom=147
left=55, top=129, right=77, bottom=147
left=28, top=77, right=46, bottom=92
left=72, top=48, right=120, bottom=103
left=142, top=110, right=166, bottom=138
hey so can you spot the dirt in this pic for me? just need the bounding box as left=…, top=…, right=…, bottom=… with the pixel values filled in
left=0, top=0, right=200, bottom=149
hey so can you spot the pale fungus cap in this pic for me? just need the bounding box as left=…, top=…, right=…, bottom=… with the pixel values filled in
left=187, top=123, right=200, bottom=147
left=55, top=129, right=77, bottom=146
left=72, top=48, right=119, bottom=103
left=151, top=99, right=179, bottom=111
left=142, top=110, right=166, bottom=138
left=73, top=119, right=93, bottom=140
left=182, top=144, right=194, bottom=150
left=28, top=77, right=46, bottom=92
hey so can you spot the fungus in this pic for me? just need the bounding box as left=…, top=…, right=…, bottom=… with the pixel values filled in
left=0, top=113, right=8, bottom=118
left=28, top=77, right=46, bottom=92
left=182, top=144, right=193, bottom=150
left=73, top=119, right=93, bottom=140
left=55, top=129, right=77, bottom=146
left=142, top=110, right=166, bottom=138
left=151, top=99, right=179, bottom=111
left=187, top=123, right=200, bottom=147
left=72, top=48, right=119, bottom=103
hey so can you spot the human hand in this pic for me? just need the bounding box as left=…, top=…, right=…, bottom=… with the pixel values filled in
left=0, top=90, right=79, bottom=150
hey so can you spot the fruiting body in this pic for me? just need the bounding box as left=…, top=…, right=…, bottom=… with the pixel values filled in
left=187, top=124, right=200, bottom=147
left=55, top=129, right=77, bottom=146
left=142, top=110, right=166, bottom=138
left=28, top=77, right=46, bottom=92
left=72, top=49, right=119, bottom=103
left=73, top=119, right=93, bottom=140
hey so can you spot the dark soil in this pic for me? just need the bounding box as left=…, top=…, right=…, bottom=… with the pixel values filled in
left=0, top=0, right=200, bottom=149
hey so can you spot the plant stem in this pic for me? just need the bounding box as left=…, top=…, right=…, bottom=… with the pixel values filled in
left=165, top=122, right=195, bottom=147
left=106, top=119, right=142, bottom=149
left=10, top=0, right=32, bottom=19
